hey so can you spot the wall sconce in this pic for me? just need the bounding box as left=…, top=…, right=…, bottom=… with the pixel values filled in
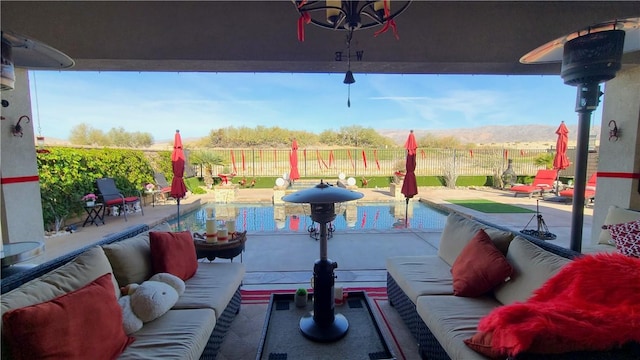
left=11, top=115, right=30, bottom=137
left=608, top=120, right=620, bottom=141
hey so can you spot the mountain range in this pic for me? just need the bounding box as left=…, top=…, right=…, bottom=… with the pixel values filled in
left=380, top=124, right=600, bottom=147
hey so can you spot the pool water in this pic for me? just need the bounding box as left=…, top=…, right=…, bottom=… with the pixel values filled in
left=169, top=202, right=448, bottom=234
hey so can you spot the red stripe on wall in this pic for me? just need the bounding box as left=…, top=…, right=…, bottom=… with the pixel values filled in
left=0, top=175, right=40, bottom=184
left=597, top=172, right=640, bottom=179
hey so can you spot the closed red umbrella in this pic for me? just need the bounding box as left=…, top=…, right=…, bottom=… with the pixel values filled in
left=171, top=130, right=188, bottom=229
left=289, top=139, right=300, bottom=182
left=401, top=130, right=418, bottom=227
left=553, top=121, right=571, bottom=195
left=230, top=150, right=237, bottom=175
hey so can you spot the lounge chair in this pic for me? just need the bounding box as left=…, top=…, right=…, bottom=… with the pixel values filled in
left=559, top=173, right=597, bottom=203
left=96, top=178, right=144, bottom=221
left=153, top=172, right=173, bottom=196
left=510, top=169, right=558, bottom=198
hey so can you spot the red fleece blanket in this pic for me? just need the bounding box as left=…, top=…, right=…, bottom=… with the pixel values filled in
left=477, top=253, right=640, bottom=356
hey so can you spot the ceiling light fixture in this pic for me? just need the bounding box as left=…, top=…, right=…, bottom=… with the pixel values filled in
left=294, top=0, right=411, bottom=107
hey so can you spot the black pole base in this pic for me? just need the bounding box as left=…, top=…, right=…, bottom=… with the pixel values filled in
left=299, top=312, right=349, bottom=342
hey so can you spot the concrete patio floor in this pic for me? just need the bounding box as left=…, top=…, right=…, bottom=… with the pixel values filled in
left=18, top=185, right=597, bottom=289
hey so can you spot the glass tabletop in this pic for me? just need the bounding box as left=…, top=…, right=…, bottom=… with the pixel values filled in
left=1, top=241, right=45, bottom=267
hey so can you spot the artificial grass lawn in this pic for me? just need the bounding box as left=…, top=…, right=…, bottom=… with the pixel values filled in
left=445, top=199, right=535, bottom=213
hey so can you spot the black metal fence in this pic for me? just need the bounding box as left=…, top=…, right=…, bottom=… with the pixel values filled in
left=189, top=147, right=581, bottom=179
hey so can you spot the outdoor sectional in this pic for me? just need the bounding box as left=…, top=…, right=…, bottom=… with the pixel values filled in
left=386, top=212, right=640, bottom=359
left=1, top=223, right=244, bottom=360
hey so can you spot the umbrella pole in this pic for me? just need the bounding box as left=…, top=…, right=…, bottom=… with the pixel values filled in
left=176, top=198, right=181, bottom=230
left=405, top=198, right=409, bottom=228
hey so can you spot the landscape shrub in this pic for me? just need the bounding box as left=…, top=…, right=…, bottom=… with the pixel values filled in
left=37, top=147, right=156, bottom=231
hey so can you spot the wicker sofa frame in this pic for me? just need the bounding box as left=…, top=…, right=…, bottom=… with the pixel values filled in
left=387, top=217, right=640, bottom=360
left=1, top=224, right=241, bottom=360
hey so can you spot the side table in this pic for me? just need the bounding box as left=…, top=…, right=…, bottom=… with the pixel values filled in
left=144, top=190, right=162, bottom=207
left=194, top=231, right=247, bottom=262
left=83, top=202, right=105, bottom=227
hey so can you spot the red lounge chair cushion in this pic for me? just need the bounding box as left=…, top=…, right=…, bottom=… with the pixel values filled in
left=510, top=185, right=547, bottom=194
left=160, top=186, right=171, bottom=193
left=105, top=196, right=139, bottom=206
left=451, top=229, right=513, bottom=297
left=150, top=231, right=198, bottom=280
left=510, top=169, right=557, bottom=194
left=2, top=273, right=134, bottom=360
left=559, top=188, right=596, bottom=198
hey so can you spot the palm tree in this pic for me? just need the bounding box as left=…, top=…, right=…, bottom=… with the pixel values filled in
left=189, top=150, right=225, bottom=189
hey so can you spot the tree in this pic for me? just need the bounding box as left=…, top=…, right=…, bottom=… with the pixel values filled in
left=69, top=123, right=91, bottom=145
left=534, top=152, right=554, bottom=169
left=68, top=123, right=153, bottom=147
left=419, top=133, right=464, bottom=149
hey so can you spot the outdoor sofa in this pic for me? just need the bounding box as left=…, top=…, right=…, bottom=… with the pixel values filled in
left=1, top=223, right=244, bottom=360
left=386, top=212, right=640, bottom=359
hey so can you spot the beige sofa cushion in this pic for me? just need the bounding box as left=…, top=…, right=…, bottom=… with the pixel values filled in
left=103, top=223, right=171, bottom=286
left=386, top=256, right=454, bottom=303
left=118, top=308, right=216, bottom=360
left=597, top=206, right=640, bottom=245
left=438, top=213, right=514, bottom=266
left=416, top=295, right=501, bottom=360
left=1, top=246, right=120, bottom=360
left=1, top=247, right=119, bottom=315
left=174, top=262, right=245, bottom=318
left=493, top=236, right=571, bottom=305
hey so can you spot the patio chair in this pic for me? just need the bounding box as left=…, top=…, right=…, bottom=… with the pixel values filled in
left=559, top=173, right=597, bottom=204
left=153, top=173, right=173, bottom=196
left=95, top=177, right=144, bottom=221
left=510, top=169, right=558, bottom=198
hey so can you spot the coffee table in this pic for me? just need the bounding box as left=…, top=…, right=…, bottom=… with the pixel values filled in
left=256, top=291, right=395, bottom=360
left=193, top=231, right=247, bottom=262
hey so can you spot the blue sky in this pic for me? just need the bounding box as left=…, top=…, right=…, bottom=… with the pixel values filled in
left=28, top=71, right=597, bottom=142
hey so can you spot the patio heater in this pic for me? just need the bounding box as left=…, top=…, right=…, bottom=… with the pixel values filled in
left=282, top=180, right=363, bottom=342
left=520, top=17, right=639, bottom=252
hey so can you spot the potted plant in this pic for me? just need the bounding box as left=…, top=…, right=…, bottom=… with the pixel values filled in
left=82, top=193, right=97, bottom=207
left=295, top=288, right=308, bottom=308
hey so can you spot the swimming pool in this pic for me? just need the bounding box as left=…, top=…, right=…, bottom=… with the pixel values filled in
left=169, top=201, right=448, bottom=234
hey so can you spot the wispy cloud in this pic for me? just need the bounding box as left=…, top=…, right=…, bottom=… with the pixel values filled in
left=30, top=71, right=582, bottom=141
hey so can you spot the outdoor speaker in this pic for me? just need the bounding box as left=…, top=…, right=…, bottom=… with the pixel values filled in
left=561, top=30, right=625, bottom=86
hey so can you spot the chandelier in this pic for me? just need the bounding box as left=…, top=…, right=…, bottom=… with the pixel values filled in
left=294, top=1, right=412, bottom=106
left=294, top=0, right=412, bottom=40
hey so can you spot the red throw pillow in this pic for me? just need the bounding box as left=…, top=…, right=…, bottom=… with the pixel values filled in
left=150, top=231, right=198, bottom=280
left=606, top=219, right=640, bottom=258
left=464, top=331, right=504, bottom=359
left=2, top=273, right=134, bottom=360
left=451, top=229, right=513, bottom=297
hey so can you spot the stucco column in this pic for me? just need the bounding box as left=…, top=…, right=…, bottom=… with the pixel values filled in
left=591, top=66, right=640, bottom=245
left=1, top=68, right=45, bottom=244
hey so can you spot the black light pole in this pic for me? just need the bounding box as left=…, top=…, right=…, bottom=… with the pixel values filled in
left=282, top=181, right=363, bottom=342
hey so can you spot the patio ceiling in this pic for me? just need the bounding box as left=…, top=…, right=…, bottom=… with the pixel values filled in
left=2, top=1, right=639, bottom=75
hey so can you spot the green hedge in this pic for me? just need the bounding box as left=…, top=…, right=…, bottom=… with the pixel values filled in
left=38, top=147, right=157, bottom=231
